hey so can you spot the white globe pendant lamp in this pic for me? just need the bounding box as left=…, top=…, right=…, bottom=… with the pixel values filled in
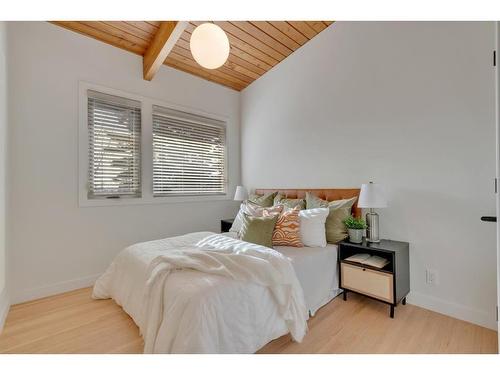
left=190, top=23, right=230, bottom=69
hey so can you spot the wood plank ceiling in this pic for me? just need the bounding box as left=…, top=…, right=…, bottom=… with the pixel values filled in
left=50, top=21, right=334, bottom=91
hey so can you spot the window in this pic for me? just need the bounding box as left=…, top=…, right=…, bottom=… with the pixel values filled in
left=79, top=83, right=231, bottom=206
left=87, top=90, right=141, bottom=199
left=152, top=105, right=226, bottom=196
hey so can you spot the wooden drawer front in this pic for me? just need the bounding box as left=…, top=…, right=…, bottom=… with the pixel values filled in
left=341, top=263, right=394, bottom=303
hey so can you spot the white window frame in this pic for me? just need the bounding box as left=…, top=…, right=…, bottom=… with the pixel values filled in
left=78, top=81, right=231, bottom=207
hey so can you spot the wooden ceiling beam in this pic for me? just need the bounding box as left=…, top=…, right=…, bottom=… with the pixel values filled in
left=143, top=21, right=187, bottom=81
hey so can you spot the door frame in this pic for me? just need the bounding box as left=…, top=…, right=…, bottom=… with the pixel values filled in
left=495, top=21, right=500, bottom=343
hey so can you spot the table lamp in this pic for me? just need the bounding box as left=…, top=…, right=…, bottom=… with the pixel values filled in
left=358, top=182, right=388, bottom=243
left=234, top=185, right=248, bottom=201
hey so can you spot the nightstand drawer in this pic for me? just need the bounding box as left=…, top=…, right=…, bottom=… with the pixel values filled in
left=340, top=262, right=394, bottom=303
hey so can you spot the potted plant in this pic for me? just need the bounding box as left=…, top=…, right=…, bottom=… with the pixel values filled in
left=342, top=215, right=367, bottom=244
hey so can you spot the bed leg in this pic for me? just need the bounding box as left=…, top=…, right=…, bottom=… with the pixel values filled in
left=343, top=290, right=347, bottom=301
left=390, top=305, right=395, bottom=318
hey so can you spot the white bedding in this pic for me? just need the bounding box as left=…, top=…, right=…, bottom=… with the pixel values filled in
left=275, top=244, right=340, bottom=315
left=222, top=232, right=340, bottom=316
left=92, top=231, right=308, bottom=354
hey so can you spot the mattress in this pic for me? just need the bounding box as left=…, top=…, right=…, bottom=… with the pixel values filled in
left=275, top=244, right=340, bottom=315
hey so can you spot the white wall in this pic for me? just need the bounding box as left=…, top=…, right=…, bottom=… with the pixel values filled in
left=0, top=21, right=9, bottom=330
left=7, top=22, right=240, bottom=303
left=241, top=22, right=497, bottom=329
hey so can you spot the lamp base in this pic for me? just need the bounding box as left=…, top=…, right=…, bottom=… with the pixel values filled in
left=366, top=209, right=380, bottom=243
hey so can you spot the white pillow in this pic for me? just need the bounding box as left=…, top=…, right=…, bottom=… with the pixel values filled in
left=230, top=201, right=283, bottom=234
left=229, top=203, right=246, bottom=233
left=299, top=208, right=329, bottom=247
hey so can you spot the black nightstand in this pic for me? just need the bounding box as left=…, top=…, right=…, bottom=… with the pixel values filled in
left=338, top=239, right=410, bottom=318
left=221, top=219, right=234, bottom=233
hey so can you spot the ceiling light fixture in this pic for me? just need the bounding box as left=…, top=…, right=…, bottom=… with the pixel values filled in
left=190, top=23, right=230, bottom=69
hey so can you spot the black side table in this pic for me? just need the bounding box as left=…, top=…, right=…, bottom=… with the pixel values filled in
left=338, top=239, right=410, bottom=318
left=221, top=219, right=234, bottom=233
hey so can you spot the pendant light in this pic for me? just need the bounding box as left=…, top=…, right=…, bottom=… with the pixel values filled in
left=190, top=23, right=230, bottom=69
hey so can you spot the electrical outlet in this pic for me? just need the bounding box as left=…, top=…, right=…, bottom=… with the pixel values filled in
left=426, top=269, right=438, bottom=285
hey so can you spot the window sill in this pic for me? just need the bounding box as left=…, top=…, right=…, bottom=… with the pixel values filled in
left=78, top=194, right=232, bottom=208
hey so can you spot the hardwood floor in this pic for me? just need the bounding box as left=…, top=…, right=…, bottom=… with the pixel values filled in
left=0, top=287, right=497, bottom=354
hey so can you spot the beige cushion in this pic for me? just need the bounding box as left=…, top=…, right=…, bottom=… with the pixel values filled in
left=306, top=192, right=357, bottom=210
left=240, top=213, right=279, bottom=248
left=248, top=191, right=278, bottom=207
left=273, top=193, right=306, bottom=210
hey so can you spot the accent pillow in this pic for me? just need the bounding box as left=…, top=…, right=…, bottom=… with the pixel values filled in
left=230, top=202, right=253, bottom=234
left=273, top=193, right=306, bottom=210
left=306, top=192, right=357, bottom=210
left=230, top=202, right=283, bottom=234
left=305, top=192, right=328, bottom=209
left=325, top=206, right=352, bottom=243
left=298, top=208, right=329, bottom=247
left=307, top=195, right=357, bottom=243
left=264, top=206, right=303, bottom=247
left=240, top=213, right=279, bottom=248
left=248, top=191, right=278, bottom=207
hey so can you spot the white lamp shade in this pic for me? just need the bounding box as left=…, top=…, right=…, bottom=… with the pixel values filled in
left=190, top=23, right=230, bottom=69
left=234, top=186, right=248, bottom=201
left=358, top=182, right=388, bottom=208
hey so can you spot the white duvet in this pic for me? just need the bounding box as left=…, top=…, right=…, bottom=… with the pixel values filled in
left=92, top=232, right=308, bottom=353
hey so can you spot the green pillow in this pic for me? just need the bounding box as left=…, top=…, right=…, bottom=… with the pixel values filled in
left=273, top=193, right=306, bottom=210
left=326, top=206, right=352, bottom=243
left=248, top=191, right=278, bottom=207
left=305, top=194, right=358, bottom=243
left=240, top=213, right=278, bottom=248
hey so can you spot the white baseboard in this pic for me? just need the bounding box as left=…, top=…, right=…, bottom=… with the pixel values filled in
left=12, top=274, right=100, bottom=305
left=408, top=291, right=497, bottom=331
left=0, top=287, right=10, bottom=333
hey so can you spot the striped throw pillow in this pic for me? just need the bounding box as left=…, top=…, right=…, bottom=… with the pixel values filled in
left=264, top=206, right=303, bottom=247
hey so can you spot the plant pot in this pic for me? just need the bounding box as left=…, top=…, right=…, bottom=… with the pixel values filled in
left=348, top=228, right=363, bottom=243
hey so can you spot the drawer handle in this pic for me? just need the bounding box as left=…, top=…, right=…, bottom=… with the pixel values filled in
left=362, top=268, right=366, bottom=271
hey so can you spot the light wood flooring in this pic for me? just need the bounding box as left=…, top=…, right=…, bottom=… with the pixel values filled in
left=0, top=287, right=497, bottom=354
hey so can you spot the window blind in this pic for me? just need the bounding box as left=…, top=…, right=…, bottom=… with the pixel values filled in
left=152, top=106, right=226, bottom=196
left=87, top=90, right=142, bottom=199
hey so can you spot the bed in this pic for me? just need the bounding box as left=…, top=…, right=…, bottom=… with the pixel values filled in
left=93, top=188, right=360, bottom=354
left=278, top=244, right=340, bottom=316
left=223, top=230, right=340, bottom=316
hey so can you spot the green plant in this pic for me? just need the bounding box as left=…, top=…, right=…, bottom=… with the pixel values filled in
left=342, top=215, right=367, bottom=230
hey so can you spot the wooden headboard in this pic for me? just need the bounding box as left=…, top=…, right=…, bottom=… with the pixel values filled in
left=254, top=188, right=362, bottom=218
